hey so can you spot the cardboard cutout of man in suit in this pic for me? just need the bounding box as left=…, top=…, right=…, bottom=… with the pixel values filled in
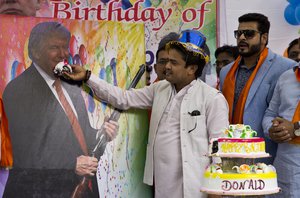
left=2, top=21, right=117, bottom=197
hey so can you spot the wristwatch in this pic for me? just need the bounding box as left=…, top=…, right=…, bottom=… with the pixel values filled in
left=294, top=121, right=300, bottom=136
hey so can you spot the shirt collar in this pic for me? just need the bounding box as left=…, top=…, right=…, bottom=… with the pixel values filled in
left=239, top=57, right=259, bottom=70
left=33, top=62, right=57, bottom=87
left=171, top=79, right=196, bottom=95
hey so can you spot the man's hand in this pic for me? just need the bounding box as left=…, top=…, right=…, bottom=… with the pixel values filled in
left=75, top=155, right=98, bottom=177
left=269, top=117, right=295, bottom=143
left=103, top=117, right=119, bottom=141
left=63, top=64, right=87, bottom=81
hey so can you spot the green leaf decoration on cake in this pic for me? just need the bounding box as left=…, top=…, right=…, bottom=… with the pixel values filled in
left=251, top=130, right=257, bottom=137
left=226, top=124, right=257, bottom=138
left=240, top=133, right=246, bottom=138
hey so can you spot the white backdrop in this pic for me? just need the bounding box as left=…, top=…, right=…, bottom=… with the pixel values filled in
left=218, top=0, right=300, bottom=56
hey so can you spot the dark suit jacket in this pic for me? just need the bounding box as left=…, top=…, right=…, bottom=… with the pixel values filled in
left=2, top=65, right=100, bottom=197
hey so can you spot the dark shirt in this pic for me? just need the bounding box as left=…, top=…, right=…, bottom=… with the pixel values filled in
left=233, top=63, right=256, bottom=113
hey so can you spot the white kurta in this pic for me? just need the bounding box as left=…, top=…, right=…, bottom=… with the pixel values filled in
left=154, top=83, right=192, bottom=198
left=87, top=75, right=229, bottom=197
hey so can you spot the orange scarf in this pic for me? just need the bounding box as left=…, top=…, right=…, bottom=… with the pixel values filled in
left=0, top=98, right=13, bottom=169
left=222, top=48, right=269, bottom=123
left=290, top=67, right=300, bottom=144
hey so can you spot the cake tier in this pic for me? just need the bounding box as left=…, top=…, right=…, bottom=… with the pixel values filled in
left=201, top=171, right=279, bottom=196
left=212, top=137, right=268, bottom=157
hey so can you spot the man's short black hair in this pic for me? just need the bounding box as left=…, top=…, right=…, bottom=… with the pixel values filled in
left=28, top=21, right=70, bottom=61
left=167, top=43, right=206, bottom=78
left=287, top=38, right=299, bottom=55
left=238, top=13, right=270, bottom=45
left=156, top=32, right=180, bottom=59
left=215, top=45, right=239, bottom=59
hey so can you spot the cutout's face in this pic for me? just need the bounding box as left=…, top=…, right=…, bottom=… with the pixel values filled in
left=0, top=0, right=41, bottom=16
left=33, top=33, right=69, bottom=77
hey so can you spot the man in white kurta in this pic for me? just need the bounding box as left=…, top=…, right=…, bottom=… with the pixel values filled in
left=64, top=30, right=229, bottom=198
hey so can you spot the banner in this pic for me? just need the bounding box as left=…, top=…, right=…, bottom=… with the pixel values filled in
left=0, top=0, right=217, bottom=197
left=43, top=0, right=218, bottom=81
left=0, top=15, right=151, bottom=197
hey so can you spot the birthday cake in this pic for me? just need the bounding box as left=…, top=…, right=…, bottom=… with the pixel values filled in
left=201, top=124, right=280, bottom=196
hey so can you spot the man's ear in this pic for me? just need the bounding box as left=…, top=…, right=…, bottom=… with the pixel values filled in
left=188, top=64, right=198, bottom=75
left=261, top=33, right=268, bottom=46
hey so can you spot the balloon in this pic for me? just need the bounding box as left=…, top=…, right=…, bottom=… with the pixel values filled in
left=99, top=68, right=106, bottom=80
left=79, top=44, right=88, bottom=65
left=288, top=0, right=300, bottom=6
left=68, top=54, right=73, bottom=65
left=95, top=45, right=104, bottom=65
left=151, top=0, right=162, bottom=7
left=295, top=5, right=300, bottom=23
left=105, top=64, right=112, bottom=83
left=73, top=54, right=82, bottom=66
left=284, top=4, right=299, bottom=25
left=122, top=0, right=132, bottom=9
left=143, top=0, right=152, bottom=7
left=69, top=35, right=78, bottom=56
left=11, top=61, right=25, bottom=80
left=16, top=62, right=25, bottom=77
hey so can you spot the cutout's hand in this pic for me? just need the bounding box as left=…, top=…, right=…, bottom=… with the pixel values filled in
left=75, top=155, right=98, bottom=177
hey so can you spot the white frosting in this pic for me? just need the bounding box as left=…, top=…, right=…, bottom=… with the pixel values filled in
left=201, top=172, right=279, bottom=195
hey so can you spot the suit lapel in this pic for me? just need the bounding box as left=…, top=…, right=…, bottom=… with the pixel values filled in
left=245, top=51, right=274, bottom=108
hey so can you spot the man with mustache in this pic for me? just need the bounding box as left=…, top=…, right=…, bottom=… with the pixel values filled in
left=62, top=29, right=229, bottom=198
left=0, top=0, right=41, bottom=16
left=219, top=13, right=297, bottom=164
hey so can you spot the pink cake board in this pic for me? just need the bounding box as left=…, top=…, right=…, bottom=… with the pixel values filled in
left=200, top=187, right=280, bottom=196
